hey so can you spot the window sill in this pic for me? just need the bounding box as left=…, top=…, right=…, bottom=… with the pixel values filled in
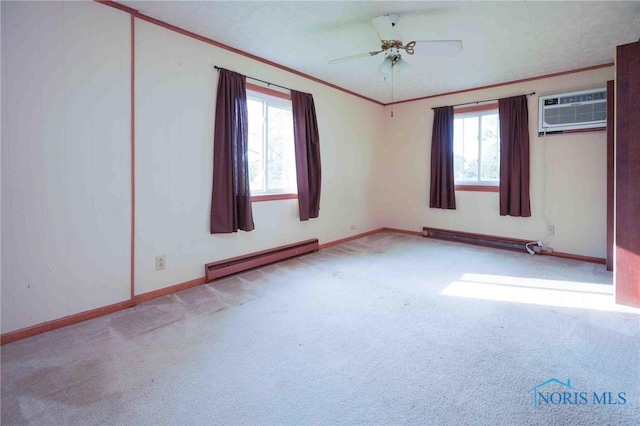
left=455, top=184, right=499, bottom=192
left=251, top=193, right=298, bottom=202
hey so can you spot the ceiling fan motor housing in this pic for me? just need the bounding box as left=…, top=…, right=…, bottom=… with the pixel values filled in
left=381, top=40, right=403, bottom=50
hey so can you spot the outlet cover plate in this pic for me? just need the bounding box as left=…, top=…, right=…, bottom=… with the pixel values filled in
left=155, top=255, right=166, bottom=270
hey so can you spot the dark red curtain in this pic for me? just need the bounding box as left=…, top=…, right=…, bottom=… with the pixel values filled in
left=210, top=69, right=255, bottom=233
left=291, top=90, right=321, bottom=220
left=429, top=106, right=456, bottom=209
left=499, top=95, right=531, bottom=217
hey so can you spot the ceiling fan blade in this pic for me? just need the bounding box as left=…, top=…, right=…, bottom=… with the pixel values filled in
left=329, top=50, right=383, bottom=64
left=370, top=14, right=402, bottom=41
left=410, top=40, right=463, bottom=56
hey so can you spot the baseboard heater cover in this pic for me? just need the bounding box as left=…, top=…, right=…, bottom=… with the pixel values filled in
left=205, top=238, right=319, bottom=282
left=422, top=227, right=529, bottom=253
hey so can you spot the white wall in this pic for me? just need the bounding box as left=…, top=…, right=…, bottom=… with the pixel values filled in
left=1, top=1, right=612, bottom=335
left=1, top=1, right=131, bottom=333
left=379, top=67, right=613, bottom=258
left=134, top=21, right=385, bottom=295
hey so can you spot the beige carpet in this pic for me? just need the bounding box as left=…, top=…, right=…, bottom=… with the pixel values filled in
left=2, top=232, right=639, bottom=425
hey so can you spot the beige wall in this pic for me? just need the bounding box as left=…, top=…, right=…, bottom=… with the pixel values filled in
left=134, top=21, right=385, bottom=295
left=379, top=67, right=613, bottom=258
left=1, top=1, right=131, bottom=333
left=1, top=4, right=385, bottom=334
left=1, top=0, right=612, bottom=335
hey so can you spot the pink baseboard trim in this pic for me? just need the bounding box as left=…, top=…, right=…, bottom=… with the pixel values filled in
left=382, top=227, right=422, bottom=237
left=134, top=277, right=207, bottom=304
left=318, top=227, right=422, bottom=250
left=96, top=1, right=614, bottom=108
left=96, top=1, right=381, bottom=106
left=0, top=300, right=135, bottom=345
left=0, top=227, right=605, bottom=344
left=542, top=251, right=606, bottom=265
left=96, top=0, right=138, bottom=14
left=390, top=63, right=614, bottom=106
left=318, top=228, right=385, bottom=249
left=130, top=13, right=136, bottom=301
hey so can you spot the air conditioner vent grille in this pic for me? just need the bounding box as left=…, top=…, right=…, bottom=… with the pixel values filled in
left=543, top=103, right=606, bottom=126
left=539, top=87, right=607, bottom=133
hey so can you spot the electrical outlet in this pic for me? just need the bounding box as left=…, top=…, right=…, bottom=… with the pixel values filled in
left=547, top=225, right=555, bottom=236
left=155, top=255, right=166, bottom=271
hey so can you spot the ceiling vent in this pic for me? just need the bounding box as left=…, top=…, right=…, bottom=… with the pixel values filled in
left=538, top=87, right=607, bottom=133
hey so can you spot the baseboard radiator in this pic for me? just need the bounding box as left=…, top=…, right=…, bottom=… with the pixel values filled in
left=205, top=239, right=319, bottom=282
left=422, top=227, right=530, bottom=253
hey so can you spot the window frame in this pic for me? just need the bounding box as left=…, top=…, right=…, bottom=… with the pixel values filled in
left=453, top=103, right=500, bottom=192
left=246, top=83, right=298, bottom=203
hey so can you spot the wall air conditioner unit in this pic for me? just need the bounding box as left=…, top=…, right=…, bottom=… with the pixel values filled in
left=538, top=87, right=607, bottom=133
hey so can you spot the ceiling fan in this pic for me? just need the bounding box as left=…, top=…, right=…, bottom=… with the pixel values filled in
left=329, top=14, right=463, bottom=73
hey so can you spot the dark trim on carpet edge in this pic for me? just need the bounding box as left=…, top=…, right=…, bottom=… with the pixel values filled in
left=542, top=251, right=606, bottom=265
left=0, top=301, right=135, bottom=345
left=134, top=277, right=208, bottom=304
left=0, top=230, right=385, bottom=344
left=318, top=228, right=386, bottom=249
left=0, top=227, right=604, bottom=344
left=382, top=227, right=423, bottom=237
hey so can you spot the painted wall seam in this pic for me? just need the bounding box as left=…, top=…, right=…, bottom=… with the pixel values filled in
left=130, top=13, right=135, bottom=300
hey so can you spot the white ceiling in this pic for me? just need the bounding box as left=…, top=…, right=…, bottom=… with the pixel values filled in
left=120, top=1, right=640, bottom=104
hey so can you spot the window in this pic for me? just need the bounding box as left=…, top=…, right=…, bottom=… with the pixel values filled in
left=246, top=84, right=297, bottom=201
left=453, top=104, right=500, bottom=191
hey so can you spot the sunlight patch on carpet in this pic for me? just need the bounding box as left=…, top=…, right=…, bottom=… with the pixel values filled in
left=440, top=273, right=640, bottom=314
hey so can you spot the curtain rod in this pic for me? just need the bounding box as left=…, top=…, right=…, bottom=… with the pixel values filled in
left=214, top=66, right=292, bottom=92
left=431, top=92, right=536, bottom=110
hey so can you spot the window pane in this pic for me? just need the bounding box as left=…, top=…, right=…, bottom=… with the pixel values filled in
left=462, top=116, right=479, bottom=181
left=266, top=105, right=295, bottom=191
left=247, top=90, right=296, bottom=196
left=247, top=98, right=265, bottom=192
left=480, top=114, right=500, bottom=181
left=453, top=110, right=501, bottom=185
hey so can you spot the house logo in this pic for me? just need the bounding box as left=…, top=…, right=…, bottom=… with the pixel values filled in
left=530, top=378, right=576, bottom=407
left=530, top=378, right=627, bottom=407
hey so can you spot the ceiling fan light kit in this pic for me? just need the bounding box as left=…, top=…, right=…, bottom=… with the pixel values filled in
left=328, top=13, right=464, bottom=110
left=379, top=57, right=394, bottom=74
left=393, top=58, right=411, bottom=74
left=329, top=13, right=463, bottom=74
